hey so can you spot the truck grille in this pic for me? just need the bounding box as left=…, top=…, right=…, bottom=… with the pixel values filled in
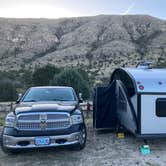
left=16, top=112, right=71, bottom=130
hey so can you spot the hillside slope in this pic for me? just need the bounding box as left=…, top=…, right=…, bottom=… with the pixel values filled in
left=0, top=15, right=166, bottom=80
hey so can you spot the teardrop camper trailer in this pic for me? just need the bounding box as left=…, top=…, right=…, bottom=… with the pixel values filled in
left=93, top=64, right=166, bottom=138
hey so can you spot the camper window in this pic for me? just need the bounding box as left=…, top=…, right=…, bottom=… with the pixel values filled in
left=113, top=70, right=135, bottom=97
left=156, top=98, right=166, bottom=117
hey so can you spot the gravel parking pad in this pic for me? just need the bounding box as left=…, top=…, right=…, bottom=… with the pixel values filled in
left=0, top=118, right=166, bottom=166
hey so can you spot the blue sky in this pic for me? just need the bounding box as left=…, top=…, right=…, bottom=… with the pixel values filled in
left=0, top=0, right=165, bottom=19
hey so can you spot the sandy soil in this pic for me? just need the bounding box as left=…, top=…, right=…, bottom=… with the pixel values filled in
left=1, top=116, right=166, bottom=166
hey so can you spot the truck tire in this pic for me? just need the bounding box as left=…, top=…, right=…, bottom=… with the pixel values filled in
left=78, top=124, right=87, bottom=149
left=70, top=124, right=87, bottom=150
left=1, top=131, right=19, bottom=155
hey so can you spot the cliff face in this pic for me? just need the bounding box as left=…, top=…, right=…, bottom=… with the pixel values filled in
left=0, top=15, right=166, bottom=79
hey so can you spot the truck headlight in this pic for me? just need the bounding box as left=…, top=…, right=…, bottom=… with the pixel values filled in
left=5, top=113, right=16, bottom=127
left=71, top=115, right=83, bottom=125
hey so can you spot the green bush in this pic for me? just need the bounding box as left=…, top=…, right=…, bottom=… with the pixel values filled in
left=0, top=80, right=17, bottom=102
left=0, top=65, right=92, bottom=101
left=156, top=61, right=166, bottom=68
left=0, top=118, right=4, bottom=126
left=32, top=64, right=61, bottom=86
left=52, top=69, right=90, bottom=99
left=77, top=68, right=91, bottom=84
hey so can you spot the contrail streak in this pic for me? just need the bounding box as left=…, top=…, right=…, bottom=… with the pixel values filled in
left=123, top=0, right=136, bottom=15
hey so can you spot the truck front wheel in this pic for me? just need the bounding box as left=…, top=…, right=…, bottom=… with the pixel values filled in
left=71, top=124, right=87, bottom=150
left=1, top=131, right=19, bottom=155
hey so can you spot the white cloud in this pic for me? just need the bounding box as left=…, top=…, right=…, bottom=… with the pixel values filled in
left=0, top=4, right=78, bottom=18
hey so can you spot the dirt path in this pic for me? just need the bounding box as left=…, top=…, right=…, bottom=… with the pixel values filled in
left=0, top=119, right=166, bottom=166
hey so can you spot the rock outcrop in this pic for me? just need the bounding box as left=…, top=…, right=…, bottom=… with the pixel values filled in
left=0, top=15, right=166, bottom=80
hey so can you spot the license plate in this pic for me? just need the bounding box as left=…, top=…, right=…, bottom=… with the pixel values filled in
left=35, top=137, right=50, bottom=146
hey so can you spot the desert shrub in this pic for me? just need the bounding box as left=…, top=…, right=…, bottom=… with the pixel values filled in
left=52, top=69, right=90, bottom=99
left=0, top=79, right=17, bottom=102
left=32, top=64, right=61, bottom=86
left=155, top=57, right=166, bottom=68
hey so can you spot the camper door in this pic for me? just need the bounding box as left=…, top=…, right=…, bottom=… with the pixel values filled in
left=116, top=80, right=137, bottom=134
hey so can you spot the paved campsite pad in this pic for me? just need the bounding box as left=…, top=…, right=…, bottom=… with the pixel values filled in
left=0, top=119, right=166, bottom=166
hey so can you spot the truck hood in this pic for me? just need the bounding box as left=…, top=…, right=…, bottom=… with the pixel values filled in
left=14, top=101, right=78, bottom=114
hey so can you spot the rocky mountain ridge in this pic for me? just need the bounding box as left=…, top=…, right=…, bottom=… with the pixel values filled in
left=0, top=15, right=166, bottom=80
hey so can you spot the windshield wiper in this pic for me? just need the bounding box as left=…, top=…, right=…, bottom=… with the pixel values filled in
left=23, top=100, right=37, bottom=102
left=52, top=99, right=71, bottom=101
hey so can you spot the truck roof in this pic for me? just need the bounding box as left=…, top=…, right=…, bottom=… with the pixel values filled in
left=30, top=86, right=73, bottom=89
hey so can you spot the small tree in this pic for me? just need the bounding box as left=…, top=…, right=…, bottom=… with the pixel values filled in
left=20, top=70, right=33, bottom=88
left=0, top=80, right=17, bottom=102
left=77, top=68, right=94, bottom=86
left=77, top=68, right=90, bottom=83
left=52, top=69, right=90, bottom=99
left=32, top=64, right=61, bottom=86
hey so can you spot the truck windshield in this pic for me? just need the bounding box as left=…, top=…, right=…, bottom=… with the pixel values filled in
left=22, top=88, right=76, bottom=102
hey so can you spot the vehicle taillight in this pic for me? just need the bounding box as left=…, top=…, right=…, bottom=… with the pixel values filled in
left=139, top=85, right=144, bottom=90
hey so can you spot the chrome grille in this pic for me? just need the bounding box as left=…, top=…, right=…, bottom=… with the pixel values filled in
left=17, top=113, right=68, bottom=121
left=47, top=121, right=70, bottom=129
left=18, top=114, right=40, bottom=121
left=17, top=122, right=40, bottom=129
left=47, top=114, right=68, bottom=120
left=16, top=112, right=71, bottom=130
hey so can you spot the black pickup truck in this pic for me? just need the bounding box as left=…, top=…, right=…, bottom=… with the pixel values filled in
left=1, top=86, right=87, bottom=154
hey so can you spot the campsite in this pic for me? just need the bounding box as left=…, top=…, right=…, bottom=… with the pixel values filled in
left=1, top=91, right=166, bottom=165
left=1, top=114, right=166, bottom=166
left=0, top=0, right=166, bottom=166
left=94, top=63, right=166, bottom=138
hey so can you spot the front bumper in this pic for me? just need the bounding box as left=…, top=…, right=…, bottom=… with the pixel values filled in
left=3, top=124, right=82, bottom=137
left=3, top=132, right=81, bottom=149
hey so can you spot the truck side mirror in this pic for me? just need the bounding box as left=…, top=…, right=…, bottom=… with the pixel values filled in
left=16, top=93, right=22, bottom=104
left=78, top=93, right=83, bottom=103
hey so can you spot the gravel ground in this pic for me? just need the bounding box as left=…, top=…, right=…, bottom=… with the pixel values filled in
left=1, top=117, right=166, bottom=166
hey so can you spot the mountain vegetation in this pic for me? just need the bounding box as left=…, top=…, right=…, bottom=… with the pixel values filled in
left=0, top=15, right=166, bottom=101
left=0, top=15, right=166, bottom=85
